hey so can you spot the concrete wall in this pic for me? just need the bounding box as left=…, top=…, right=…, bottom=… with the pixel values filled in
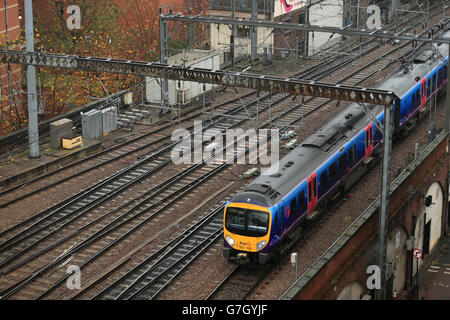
left=308, top=0, right=343, bottom=56
left=146, top=50, right=220, bottom=105
left=210, top=23, right=273, bottom=64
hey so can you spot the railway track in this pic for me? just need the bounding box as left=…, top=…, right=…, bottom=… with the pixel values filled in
left=206, top=265, right=268, bottom=300
left=91, top=205, right=226, bottom=300
left=0, top=4, right=445, bottom=300
left=0, top=36, right=389, bottom=286
left=0, top=90, right=262, bottom=208
left=166, top=11, right=450, bottom=301
left=0, top=13, right=402, bottom=209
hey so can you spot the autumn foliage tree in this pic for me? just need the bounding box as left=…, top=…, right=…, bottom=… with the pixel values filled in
left=32, top=0, right=137, bottom=122
left=1, top=0, right=166, bottom=134
left=1, top=0, right=205, bottom=135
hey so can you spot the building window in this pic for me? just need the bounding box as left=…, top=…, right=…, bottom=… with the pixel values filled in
left=237, top=26, right=250, bottom=38
left=299, top=12, right=306, bottom=24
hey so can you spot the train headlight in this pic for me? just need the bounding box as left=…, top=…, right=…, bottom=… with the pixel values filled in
left=226, top=235, right=235, bottom=247
left=256, top=240, right=266, bottom=250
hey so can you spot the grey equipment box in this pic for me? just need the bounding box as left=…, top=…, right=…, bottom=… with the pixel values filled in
left=102, top=106, right=118, bottom=134
left=50, top=118, right=73, bottom=149
left=82, top=109, right=103, bottom=139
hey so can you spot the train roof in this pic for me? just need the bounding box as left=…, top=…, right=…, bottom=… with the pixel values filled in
left=230, top=33, right=449, bottom=208
left=232, top=101, right=383, bottom=207
left=378, top=40, right=449, bottom=94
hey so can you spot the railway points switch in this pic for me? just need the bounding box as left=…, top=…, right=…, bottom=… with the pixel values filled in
left=281, top=131, right=297, bottom=140
left=125, top=111, right=143, bottom=121
left=243, top=168, right=260, bottom=179
left=285, top=139, right=298, bottom=150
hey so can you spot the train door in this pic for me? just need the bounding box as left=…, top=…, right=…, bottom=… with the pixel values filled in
left=365, top=123, right=373, bottom=158
left=307, top=173, right=318, bottom=213
left=421, top=78, right=427, bottom=107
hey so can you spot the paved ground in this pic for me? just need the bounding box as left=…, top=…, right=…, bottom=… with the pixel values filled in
left=418, top=233, right=450, bottom=300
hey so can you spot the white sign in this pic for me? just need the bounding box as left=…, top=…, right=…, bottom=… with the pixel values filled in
left=413, top=249, right=423, bottom=259
left=66, top=265, right=81, bottom=290
left=66, top=5, right=81, bottom=30
left=366, top=5, right=382, bottom=30
left=274, top=0, right=307, bottom=18
left=366, top=265, right=381, bottom=290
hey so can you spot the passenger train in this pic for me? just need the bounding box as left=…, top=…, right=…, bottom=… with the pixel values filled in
left=223, top=33, right=449, bottom=264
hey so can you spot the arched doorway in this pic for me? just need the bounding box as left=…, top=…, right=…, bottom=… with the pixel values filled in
left=337, top=281, right=364, bottom=300
left=423, top=182, right=444, bottom=254
left=413, top=182, right=445, bottom=278
left=386, top=226, right=408, bottom=298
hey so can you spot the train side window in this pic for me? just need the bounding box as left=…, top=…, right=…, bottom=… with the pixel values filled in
left=329, top=162, right=338, bottom=182
left=412, top=94, right=415, bottom=109
left=427, top=78, right=431, bottom=96
left=280, top=208, right=284, bottom=230
left=348, top=144, right=356, bottom=164
left=274, top=208, right=278, bottom=232
left=415, top=90, right=420, bottom=107
left=339, top=154, right=346, bottom=172
left=375, top=125, right=382, bottom=143
left=320, top=171, right=327, bottom=189
left=313, top=176, right=317, bottom=198
left=444, top=65, right=448, bottom=80
left=299, top=191, right=305, bottom=213
left=438, top=68, right=442, bottom=85
left=291, top=198, right=297, bottom=219
left=433, top=73, right=437, bottom=91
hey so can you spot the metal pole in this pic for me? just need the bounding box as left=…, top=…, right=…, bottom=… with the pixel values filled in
left=3, top=0, right=12, bottom=121
left=305, top=5, right=310, bottom=57
left=159, top=16, right=169, bottom=115
left=376, top=103, right=393, bottom=300
left=251, top=0, right=258, bottom=61
left=231, top=0, right=236, bottom=70
left=357, top=0, right=360, bottom=28
left=24, top=0, right=39, bottom=158
left=446, top=43, right=450, bottom=133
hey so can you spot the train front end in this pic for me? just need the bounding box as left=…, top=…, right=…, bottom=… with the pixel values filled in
left=222, top=202, right=272, bottom=264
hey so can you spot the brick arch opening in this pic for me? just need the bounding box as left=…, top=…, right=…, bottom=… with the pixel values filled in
left=386, top=225, right=408, bottom=298
left=336, top=281, right=364, bottom=300
left=423, top=182, right=444, bottom=254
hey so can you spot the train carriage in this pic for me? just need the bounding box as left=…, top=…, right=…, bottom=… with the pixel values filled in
left=223, top=35, right=450, bottom=264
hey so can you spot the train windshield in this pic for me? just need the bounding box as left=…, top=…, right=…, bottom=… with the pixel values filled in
left=225, top=207, right=269, bottom=237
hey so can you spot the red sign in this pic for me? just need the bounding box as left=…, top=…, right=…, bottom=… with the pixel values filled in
left=413, top=249, right=423, bottom=259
